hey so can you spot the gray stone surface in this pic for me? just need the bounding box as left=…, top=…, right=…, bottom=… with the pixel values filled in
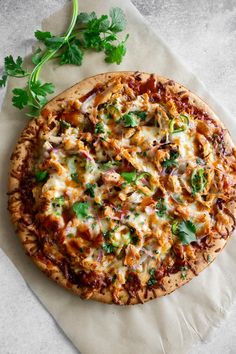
left=0, top=0, right=236, bottom=353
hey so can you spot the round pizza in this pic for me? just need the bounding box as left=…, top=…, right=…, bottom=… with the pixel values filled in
left=8, top=72, right=236, bottom=305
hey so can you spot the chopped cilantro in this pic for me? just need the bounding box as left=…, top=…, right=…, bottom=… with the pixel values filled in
left=51, top=196, right=64, bottom=216
left=111, top=274, right=117, bottom=283
left=95, top=122, right=105, bottom=134
left=101, top=160, right=120, bottom=170
left=129, top=110, right=147, bottom=120
left=67, top=233, right=74, bottom=238
left=121, top=113, right=139, bottom=127
left=131, top=235, right=139, bottom=245
left=72, top=202, right=89, bottom=218
left=190, top=168, right=207, bottom=196
left=147, top=268, right=157, bottom=286
left=162, top=150, right=179, bottom=169
left=60, top=120, right=71, bottom=129
left=180, top=266, right=189, bottom=280
left=155, top=198, right=167, bottom=217
left=71, top=172, right=80, bottom=183
left=103, top=242, right=116, bottom=254
left=35, top=170, right=48, bottom=182
left=85, top=183, right=96, bottom=197
left=121, top=171, right=137, bottom=183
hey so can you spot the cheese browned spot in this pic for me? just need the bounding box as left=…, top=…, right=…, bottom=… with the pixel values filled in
left=8, top=72, right=236, bottom=305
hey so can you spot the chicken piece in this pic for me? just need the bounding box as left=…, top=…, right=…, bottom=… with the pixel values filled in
left=101, top=171, right=122, bottom=185
left=124, top=244, right=141, bottom=267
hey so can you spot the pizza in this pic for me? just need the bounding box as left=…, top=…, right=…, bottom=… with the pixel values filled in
left=8, top=72, right=236, bottom=305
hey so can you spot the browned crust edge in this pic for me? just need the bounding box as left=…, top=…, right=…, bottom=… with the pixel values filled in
left=8, top=71, right=236, bottom=305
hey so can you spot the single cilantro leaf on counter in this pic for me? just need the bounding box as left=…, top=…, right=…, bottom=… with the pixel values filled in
left=12, top=88, right=29, bottom=109
left=109, top=7, right=127, bottom=33
left=172, top=220, right=196, bottom=245
left=121, top=171, right=137, bottom=183
left=60, top=43, right=84, bottom=66
left=72, top=201, right=89, bottom=218
left=35, top=170, right=48, bottom=182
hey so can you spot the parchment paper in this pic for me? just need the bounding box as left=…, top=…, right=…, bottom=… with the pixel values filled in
left=1, top=1, right=236, bottom=353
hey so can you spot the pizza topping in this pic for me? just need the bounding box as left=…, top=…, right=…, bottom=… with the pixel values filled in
left=17, top=73, right=236, bottom=303
left=35, top=170, right=48, bottom=182
left=172, top=220, right=197, bottom=245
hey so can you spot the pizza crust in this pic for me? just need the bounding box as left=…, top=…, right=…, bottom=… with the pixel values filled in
left=8, top=72, right=236, bottom=305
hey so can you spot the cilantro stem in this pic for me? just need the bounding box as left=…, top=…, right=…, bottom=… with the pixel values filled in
left=29, top=0, right=79, bottom=107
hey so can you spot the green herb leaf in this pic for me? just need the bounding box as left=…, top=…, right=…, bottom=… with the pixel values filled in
left=44, top=36, right=65, bottom=49
left=131, top=110, right=147, bottom=120
left=162, top=150, right=179, bottom=169
left=101, top=160, right=120, bottom=170
left=85, top=183, right=96, bottom=197
left=60, top=43, right=84, bottom=66
left=34, top=30, right=52, bottom=41
left=147, top=268, right=157, bottom=286
left=60, top=120, right=71, bottom=129
left=121, top=171, right=137, bottom=183
left=156, top=198, right=167, bottom=217
left=71, top=172, right=80, bottom=183
left=76, top=11, right=97, bottom=26
left=180, top=266, right=189, bottom=280
left=172, top=220, right=197, bottom=245
left=72, top=201, right=89, bottom=218
left=95, top=122, right=105, bottom=134
left=12, top=88, right=29, bottom=109
left=31, top=80, right=54, bottom=97
left=4, top=55, right=28, bottom=77
left=35, top=170, right=48, bottom=182
left=0, top=74, right=8, bottom=88
left=103, top=242, right=116, bottom=254
left=52, top=196, right=64, bottom=216
left=32, top=48, right=43, bottom=65
left=190, top=168, right=207, bottom=196
left=109, top=7, right=127, bottom=33
left=121, top=112, right=138, bottom=127
left=105, top=40, right=127, bottom=65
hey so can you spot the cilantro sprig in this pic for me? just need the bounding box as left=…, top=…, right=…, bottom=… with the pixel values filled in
left=0, top=2, right=129, bottom=117
left=172, top=220, right=197, bottom=245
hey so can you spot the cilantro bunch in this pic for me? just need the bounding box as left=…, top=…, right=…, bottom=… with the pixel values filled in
left=0, top=1, right=129, bottom=117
